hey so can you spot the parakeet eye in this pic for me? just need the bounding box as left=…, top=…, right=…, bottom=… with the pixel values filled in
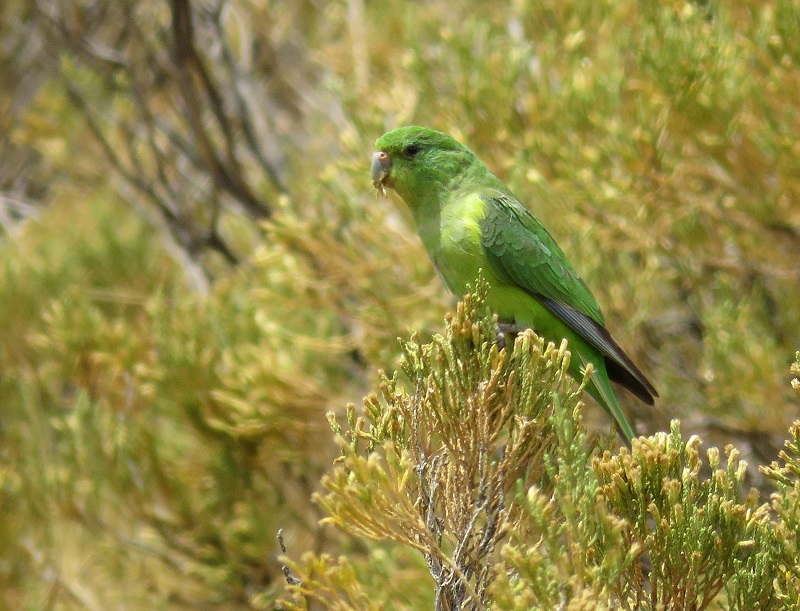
left=404, top=143, right=421, bottom=157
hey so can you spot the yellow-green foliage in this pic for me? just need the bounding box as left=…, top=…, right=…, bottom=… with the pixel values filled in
left=283, top=288, right=800, bottom=610
left=313, top=282, right=570, bottom=608
left=1, top=0, right=800, bottom=608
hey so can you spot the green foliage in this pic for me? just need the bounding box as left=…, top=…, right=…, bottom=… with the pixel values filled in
left=760, top=420, right=800, bottom=607
left=0, top=197, right=295, bottom=606
left=285, top=288, right=800, bottom=609
left=275, top=552, right=382, bottom=611
left=313, top=278, right=572, bottom=608
left=1, top=0, right=800, bottom=608
left=490, top=399, right=639, bottom=610
left=599, top=428, right=789, bottom=610
left=792, top=352, right=800, bottom=396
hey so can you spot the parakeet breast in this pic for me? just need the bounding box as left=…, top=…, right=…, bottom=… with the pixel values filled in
left=414, top=191, right=547, bottom=327
left=415, top=192, right=485, bottom=294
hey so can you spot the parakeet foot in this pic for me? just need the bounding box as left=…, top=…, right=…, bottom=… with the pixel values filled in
left=495, top=322, right=523, bottom=350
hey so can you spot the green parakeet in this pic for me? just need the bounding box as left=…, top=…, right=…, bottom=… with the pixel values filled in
left=371, top=126, right=657, bottom=443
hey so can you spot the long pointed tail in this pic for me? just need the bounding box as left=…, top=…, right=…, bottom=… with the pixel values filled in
left=583, top=358, right=636, bottom=446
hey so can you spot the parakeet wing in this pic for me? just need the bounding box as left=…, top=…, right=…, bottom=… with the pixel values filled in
left=481, top=192, right=657, bottom=404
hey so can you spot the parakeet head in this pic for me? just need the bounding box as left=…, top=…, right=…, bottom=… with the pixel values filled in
left=371, top=126, right=479, bottom=206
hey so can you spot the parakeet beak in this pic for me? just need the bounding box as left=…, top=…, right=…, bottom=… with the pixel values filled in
left=371, top=151, right=392, bottom=197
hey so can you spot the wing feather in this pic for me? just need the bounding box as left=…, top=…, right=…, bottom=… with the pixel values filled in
left=481, top=192, right=658, bottom=403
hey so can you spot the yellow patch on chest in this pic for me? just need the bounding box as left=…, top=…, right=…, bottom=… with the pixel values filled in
left=431, top=193, right=491, bottom=295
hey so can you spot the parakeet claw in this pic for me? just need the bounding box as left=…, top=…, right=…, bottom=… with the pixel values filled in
left=495, top=322, right=523, bottom=350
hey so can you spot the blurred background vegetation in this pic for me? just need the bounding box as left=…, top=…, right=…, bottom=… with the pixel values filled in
left=1, top=0, right=798, bottom=607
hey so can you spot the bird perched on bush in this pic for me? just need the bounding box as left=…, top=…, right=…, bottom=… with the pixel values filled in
left=371, top=126, right=657, bottom=443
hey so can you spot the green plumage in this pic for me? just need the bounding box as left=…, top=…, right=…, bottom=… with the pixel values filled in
left=371, top=126, right=657, bottom=443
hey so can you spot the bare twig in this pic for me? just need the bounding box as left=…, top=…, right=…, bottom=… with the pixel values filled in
left=276, top=529, right=301, bottom=587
